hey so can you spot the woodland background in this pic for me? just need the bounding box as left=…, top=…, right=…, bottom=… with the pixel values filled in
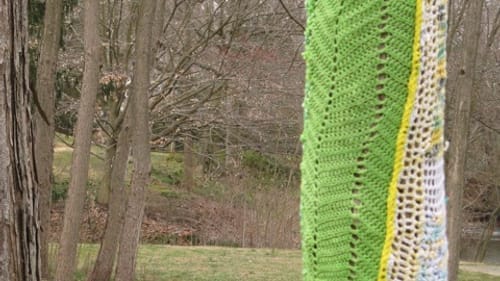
left=0, top=0, right=498, bottom=281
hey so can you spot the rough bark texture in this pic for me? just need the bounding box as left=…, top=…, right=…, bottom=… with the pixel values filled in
left=114, top=1, right=155, bottom=280
left=33, top=0, right=64, bottom=278
left=54, top=1, right=101, bottom=280
left=446, top=0, right=484, bottom=280
left=0, top=1, right=41, bottom=280
left=87, top=114, right=131, bottom=281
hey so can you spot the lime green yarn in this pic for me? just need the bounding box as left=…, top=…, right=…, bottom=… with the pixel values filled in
left=300, top=1, right=416, bottom=280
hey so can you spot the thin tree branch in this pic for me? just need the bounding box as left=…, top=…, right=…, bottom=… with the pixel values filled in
left=277, top=0, right=305, bottom=31
left=475, top=117, right=500, bottom=135
left=55, top=134, right=105, bottom=161
left=486, top=7, right=500, bottom=49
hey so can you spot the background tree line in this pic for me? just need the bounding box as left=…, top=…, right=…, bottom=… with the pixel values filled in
left=0, top=0, right=498, bottom=281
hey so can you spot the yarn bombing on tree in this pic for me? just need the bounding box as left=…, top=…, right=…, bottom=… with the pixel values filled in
left=300, top=1, right=448, bottom=280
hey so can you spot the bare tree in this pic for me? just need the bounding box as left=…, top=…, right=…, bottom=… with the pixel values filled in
left=0, top=1, right=41, bottom=280
left=33, top=0, right=64, bottom=277
left=87, top=113, right=131, bottom=281
left=446, top=0, right=485, bottom=279
left=114, top=1, right=156, bottom=280
left=88, top=2, right=138, bottom=280
left=95, top=0, right=138, bottom=205
left=55, top=0, right=101, bottom=280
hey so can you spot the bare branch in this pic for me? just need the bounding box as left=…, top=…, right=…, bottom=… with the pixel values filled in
left=277, top=0, right=305, bottom=31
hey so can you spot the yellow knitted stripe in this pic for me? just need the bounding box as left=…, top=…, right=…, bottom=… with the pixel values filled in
left=376, top=1, right=423, bottom=280
left=431, top=128, right=443, bottom=146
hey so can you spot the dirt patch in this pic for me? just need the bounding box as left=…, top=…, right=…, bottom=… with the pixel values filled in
left=53, top=146, right=73, bottom=152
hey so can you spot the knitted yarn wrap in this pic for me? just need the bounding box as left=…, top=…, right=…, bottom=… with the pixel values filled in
left=300, top=1, right=448, bottom=280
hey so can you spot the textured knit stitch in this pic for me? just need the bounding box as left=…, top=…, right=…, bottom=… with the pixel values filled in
left=416, top=2, right=449, bottom=280
left=300, top=1, right=448, bottom=280
left=384, top=1, right=444, bottom=279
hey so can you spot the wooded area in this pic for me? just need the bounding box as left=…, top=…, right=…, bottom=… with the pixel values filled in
left=0, top=0, right=498, bottom=280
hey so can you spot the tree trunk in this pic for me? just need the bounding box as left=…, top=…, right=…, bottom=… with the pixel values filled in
left=54, top=1, right=101, bottom=280
left=183, top=135, right=194, bottom=191
left=97, top=88, right=124, bottom=205
left=491, top=130, right=500, bottom=194
left=180, top=4, right=195, bottom=190
left=87, top=113, right=131, bottom=281
left=97, top=139, right=116, bottom=205
left=96, top=128, right=117, bottom=205
left=33, top=0, right=64, bottom=278
left=224, top=89, right=233, bottom=170
left=0, top=1, right=41, bottom=280
left=114, top=1, right=155, bottom=280
left=446, top=0, right=484, bottom=280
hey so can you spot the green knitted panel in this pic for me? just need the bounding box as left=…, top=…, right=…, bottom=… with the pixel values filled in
left=300, top=1, right=416, bottom=280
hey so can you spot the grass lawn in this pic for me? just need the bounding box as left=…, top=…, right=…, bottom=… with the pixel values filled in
left=71, top=245, right=301, bottom=281
left=58, top=244, right=499, bottom=281
left=52, top=136, right=187, bottom=202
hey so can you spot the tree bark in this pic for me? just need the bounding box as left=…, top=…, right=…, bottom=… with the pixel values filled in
left=97, top=139, right=116, bottom=205
left=183, top=135, right=194, bottom=191
left=87, top=113, right=131, bottom=281
left=224, top=88, right=234, bottom=169
left=54, top=1, right=101, bottom=280
left=446, top=0, right=484, bottom=280
left=0, top=1, right=41, bottom=280
left=96, top=109, right=120, bottom=206
left=33, top=0, right=64, bottom=278
left=114, top=1, right=156, bottom=280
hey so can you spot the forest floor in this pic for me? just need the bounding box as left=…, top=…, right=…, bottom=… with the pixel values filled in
left=46, top=244, right=499, bottom=281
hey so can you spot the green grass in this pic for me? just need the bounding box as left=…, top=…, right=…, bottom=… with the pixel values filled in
left=150, top=152, right=184, bottom=186
left=61, top=245, right=499, bottom=281
left=52, top=137, right=105, bottom=201
left=52, top=137, right=186, bottom=201
left=71, top=245, right=302, bottom=281
left=53, top=134, right=105, bottom=182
